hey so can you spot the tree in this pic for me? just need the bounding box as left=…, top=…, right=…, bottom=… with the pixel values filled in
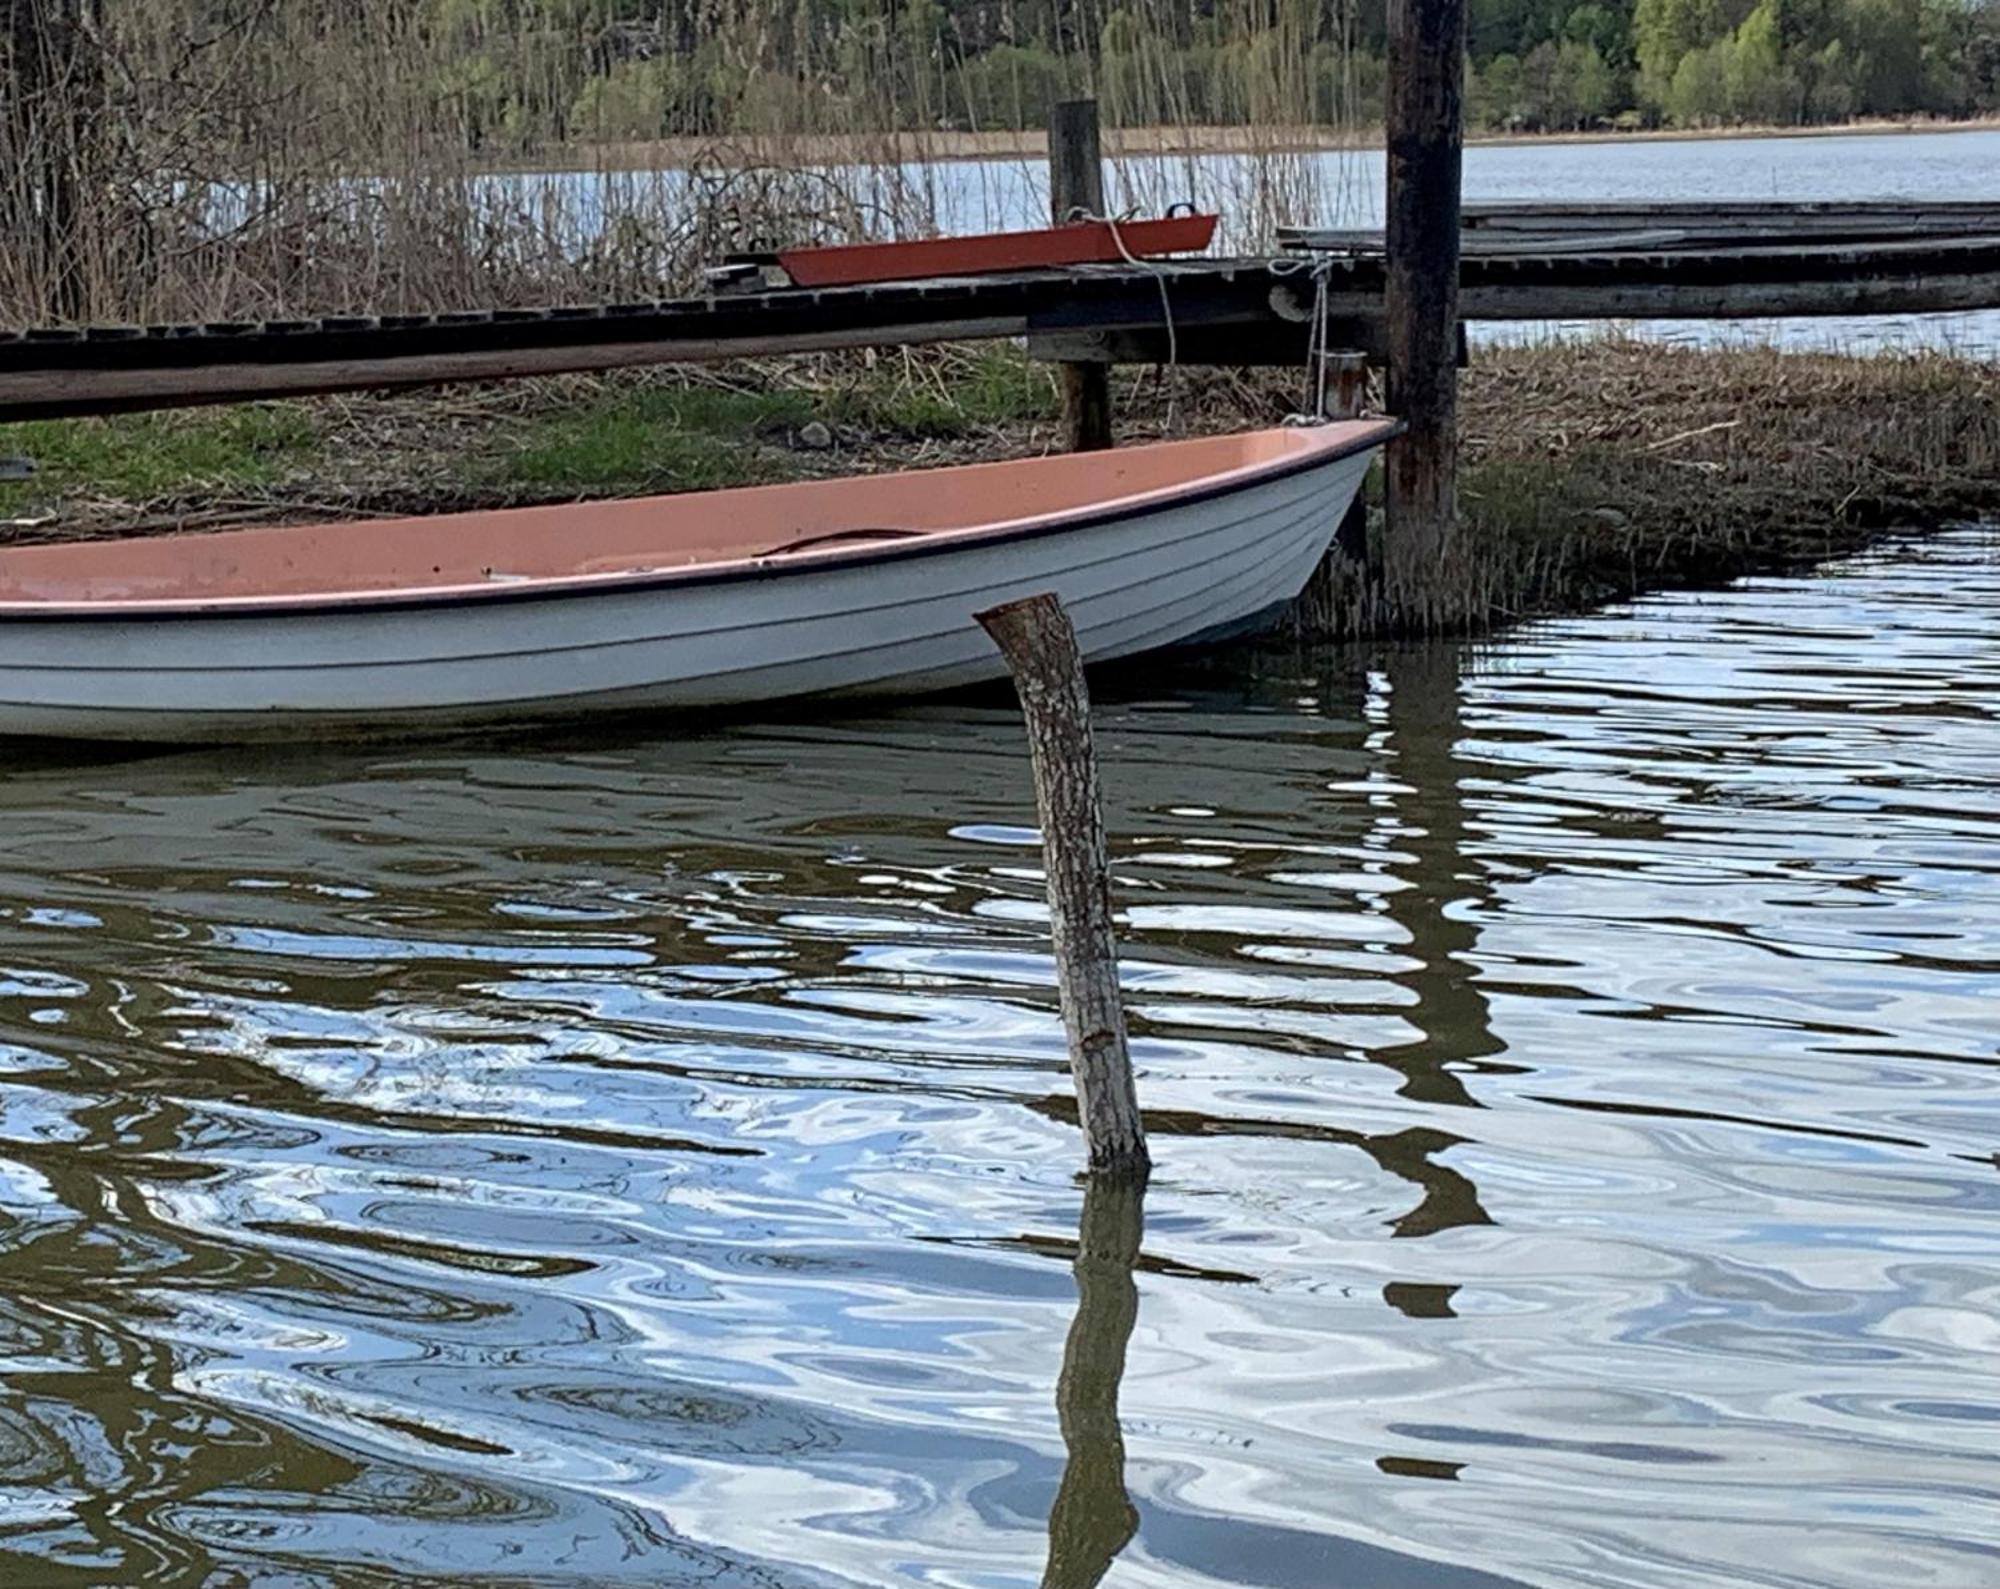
left=1666, top=36, right=1730, bottom=119
left=1564, top=1, right=1632, bottom=66
left=1634, top=0, right=1724, bottom=80
left=1520, top=38, right=1565, bottom=122
left=1847, top=0, right=1924, bottom=112
left=1472, top=50, right=1527, bottom=125
left=1724, top=0, right=1794, bottom=120
left=2, top=0, right=118, bottom=321
left=1562, top=37, right=1619, bottom=121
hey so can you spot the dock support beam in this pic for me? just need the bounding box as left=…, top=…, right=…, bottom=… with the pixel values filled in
left=1286, top=350, right=1373, bottom=639
left=978, top=593, right=1148, bottom=1177
left=1383, top=0, right=1466, bottom=628
left=1325, top=350, right=1372, bottom=564
left=1049, top=100, right=1113, bottom=453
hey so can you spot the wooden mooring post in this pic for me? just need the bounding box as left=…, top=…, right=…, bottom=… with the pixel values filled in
left=1383, top=0, right=1467, bottom=625
left=978, top=593, right=1148, bottom=1177
left=1048, top=100, right=1114, bottom=454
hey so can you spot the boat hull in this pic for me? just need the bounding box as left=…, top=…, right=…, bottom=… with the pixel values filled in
left=0, top=434, right=1379, bottom=743
left=777, top=214, right=1219, bottom=287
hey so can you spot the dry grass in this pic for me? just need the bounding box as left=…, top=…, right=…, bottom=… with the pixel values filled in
left=1451, top=339, right=2000, bottom=622
left=4, top=338, right=1995, bottom=636
left=0, top=0, right=1367, bottom=328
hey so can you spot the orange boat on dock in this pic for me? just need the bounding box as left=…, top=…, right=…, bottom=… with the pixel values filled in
left=777, top=212, right=1218, bottom=287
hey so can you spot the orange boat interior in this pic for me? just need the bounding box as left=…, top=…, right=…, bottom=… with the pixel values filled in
left=0, top=422, right=1388, bottom=609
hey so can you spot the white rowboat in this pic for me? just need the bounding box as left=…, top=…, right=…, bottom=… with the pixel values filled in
left=0, top=420, right=1392, bottom=742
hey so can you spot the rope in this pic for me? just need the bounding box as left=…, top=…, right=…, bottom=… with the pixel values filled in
left=1282, top=252, right=1337, bottom=426
left=1069, top=204, right=1184, bottom=435
left=1065, top=208, right=1337, bottom=432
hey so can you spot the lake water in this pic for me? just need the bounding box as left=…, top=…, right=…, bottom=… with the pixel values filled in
left=567, top=124, right=2000, bottom=354
left=3, top=527, right=1997, bottom=1586
left=944, top=124, right=2000, bottom=354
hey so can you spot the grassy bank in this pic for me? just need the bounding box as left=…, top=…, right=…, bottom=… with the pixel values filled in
left=4, top=340, right=1996, bottom=634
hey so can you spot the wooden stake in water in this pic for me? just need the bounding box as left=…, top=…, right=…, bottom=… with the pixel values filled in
left=977, top=593, right=1148, bottom=1175
left=1326, top=350, right=1374, bottom=566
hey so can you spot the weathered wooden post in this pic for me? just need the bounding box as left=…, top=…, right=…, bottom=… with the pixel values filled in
left=978, top=593, right=1148, bottom=1176
left=1048, top=99, right=1113, bottom=453
left=1383, top=0, right=1467, bottom=628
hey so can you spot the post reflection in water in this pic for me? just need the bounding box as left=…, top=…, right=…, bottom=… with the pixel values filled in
left=1374, top=642, right=1512, bottom=1114
left=1348, top=642, right=1502, bottom=1240
left=2, top=532, right=1997, bottom=1588
left=1041, top=1171, right=1146, bottom=1589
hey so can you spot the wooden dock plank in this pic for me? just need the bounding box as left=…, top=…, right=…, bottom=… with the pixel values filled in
left=5, top=216, right=2000, bottom=421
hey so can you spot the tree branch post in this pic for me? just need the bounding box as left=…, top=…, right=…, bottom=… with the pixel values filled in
left=1286, top=349, right=1375, bottom=638
left=977, top=593, right=1148, bottom=1176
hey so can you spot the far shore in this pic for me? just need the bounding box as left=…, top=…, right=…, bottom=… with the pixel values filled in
left=493, top=114, right=2000, bottom=173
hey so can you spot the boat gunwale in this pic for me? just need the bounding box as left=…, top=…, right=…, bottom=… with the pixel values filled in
left=0, top=420, right=1397, bottom=625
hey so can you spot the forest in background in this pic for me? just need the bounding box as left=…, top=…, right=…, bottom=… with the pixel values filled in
left=7, top=0, right=2000, bottom=324
left=417, top=0, right=2000, bottom=141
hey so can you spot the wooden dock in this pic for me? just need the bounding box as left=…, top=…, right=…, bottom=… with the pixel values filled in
left=4, top=203, right=1999, bottom=424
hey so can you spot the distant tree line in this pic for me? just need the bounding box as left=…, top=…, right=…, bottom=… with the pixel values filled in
left=13, top=2, right=2000, bottom=172
left=1458, top=0, right=2000, bottom=130
left=533, top=0, right=2000, bottom=137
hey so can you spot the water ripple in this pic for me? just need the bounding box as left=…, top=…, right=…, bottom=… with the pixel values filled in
left=1, top=529, right=1996, bottom=1585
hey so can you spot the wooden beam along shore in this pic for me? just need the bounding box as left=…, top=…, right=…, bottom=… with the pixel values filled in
left=1462, top=199, right=2000, bottom=234
left=0, top=265, right=1298, bottom=422
left=6, top=223, right=2000, bottom=421
left=1287, top=200, right=2000, bottom=254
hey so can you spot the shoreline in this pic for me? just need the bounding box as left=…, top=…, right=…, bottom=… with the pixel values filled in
left=4, top=340, right=1995, bottom=640
left=488, top=114, right=2000, bottom=173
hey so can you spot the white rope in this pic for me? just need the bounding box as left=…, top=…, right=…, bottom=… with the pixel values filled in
left=1312, top=253, right=1333, bottom=419
left=1072, top=205, right=1182, bottom=435
left=1282, top=252, right=1337, bottom=426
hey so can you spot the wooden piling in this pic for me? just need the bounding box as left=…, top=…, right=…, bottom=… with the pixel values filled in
left=1048, top=100, right=1113, bottom=454
left=1383, top=0, right=1467, bottom=627
left=977, top=593, right=1148, bottom=1176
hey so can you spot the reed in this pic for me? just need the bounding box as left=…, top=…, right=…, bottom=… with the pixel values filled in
left=0, top=0, right=1370, bottom=328
left=1294, top=335, right=2000, bottom=635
